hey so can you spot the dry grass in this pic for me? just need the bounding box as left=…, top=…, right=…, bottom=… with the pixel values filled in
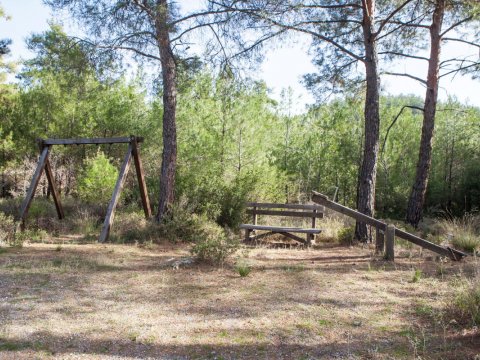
left=0, top=239, right=479, bottom=359
left=418, top=214, right=480, bottom=253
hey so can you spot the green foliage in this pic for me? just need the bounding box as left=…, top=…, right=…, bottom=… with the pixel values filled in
left=234, top=259, right=252, bottom=277
left=191, top=223, right=240, bottom=266
left=337, top=226, right=355, bottom=245
left=272, top=97, right=363, bottom=206
left=441, top=213, right=480, bottom=253
left=0, top=211, right=15, bottom=245
left=77, top=151, right=118, bottom=205
left=411, top=269, right=422, bottom=283
left=454, top=281, right=480, bottom=326
left=0, top=22, right=479, bottom=238
left=175, top=71, right=286, bottom=225
left=159, top=200, right=207, bottom=243
left=216, top=173, right=256, bottom=229
left=451, top=233, right=480, bottom=254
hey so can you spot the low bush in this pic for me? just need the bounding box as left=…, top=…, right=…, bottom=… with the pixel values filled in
left=159, top=199, right=206, bottom=243
left=0, top=197, right=22, bottom=217
left=191, top=222, right=239, bottom=266
left=0, top=211, right=16, bottom=246
left=451, top=231, right=480, bottom=254
left=216, top=175, right=255, bottom=230
left=0, top=211, right=46, bottom=247
left=1, top=197, right=104, bottom=238
left=110, top=211, right=151, bottom=243
left=439, top=213, right=480, bottom=254
left=20, top=229, right=48, bottom=243
left=453, top=281, right=480, bottom=326
left=337, top=226, right=355, bottom=245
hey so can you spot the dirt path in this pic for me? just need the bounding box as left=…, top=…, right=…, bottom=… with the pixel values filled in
left=0, top=242, right=478, bottom=359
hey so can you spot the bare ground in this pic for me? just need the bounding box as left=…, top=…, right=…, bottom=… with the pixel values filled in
left=0, top=240, right=479, bottom=360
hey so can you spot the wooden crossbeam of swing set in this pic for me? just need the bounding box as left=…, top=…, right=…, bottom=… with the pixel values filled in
left=43, top=137, right=143, bottom=146
left=18, top=136, right=151, bottom=243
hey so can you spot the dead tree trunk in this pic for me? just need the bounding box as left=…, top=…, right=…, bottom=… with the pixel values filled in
left=355, top=0, right=380, bottom=241
left=155, top=0, right=177, bottom=221
left=406, top=0, right=445, bottom=227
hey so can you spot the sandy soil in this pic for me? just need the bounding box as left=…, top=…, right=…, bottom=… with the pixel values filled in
left=0, top=240, right=479, bottom=359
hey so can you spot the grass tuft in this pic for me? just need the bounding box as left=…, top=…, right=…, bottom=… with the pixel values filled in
left=453, top=281, right=480, bottom=326
left=411, top=269, right=422, bottom=283
left=234, top=260, right=252, bottom=277
left=451, top=232, right=480, bottom=253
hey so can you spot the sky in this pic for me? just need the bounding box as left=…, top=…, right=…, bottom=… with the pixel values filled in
left=1, top=0, right=479, bottom=113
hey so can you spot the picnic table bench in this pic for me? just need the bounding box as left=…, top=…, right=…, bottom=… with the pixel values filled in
left=240, top=202, right=324, bottom=246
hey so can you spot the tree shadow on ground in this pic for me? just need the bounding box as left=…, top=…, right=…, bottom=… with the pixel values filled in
left=1, top=243, right=478, bottom=359
left=0, top=329, right=478, bottom=360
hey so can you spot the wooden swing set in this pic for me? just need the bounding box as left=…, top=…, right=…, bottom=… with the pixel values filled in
left=19, top=136, right=151, bottom=242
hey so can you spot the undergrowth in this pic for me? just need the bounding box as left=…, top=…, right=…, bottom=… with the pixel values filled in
left=190, top=224, right=239, bottom=266
left=439, top=213, right=480, bottom=254
left=451, top=280, right=480, bottom=327
left=234, top=259, right=252, bottom=277
left=337, top=226, right=355, bottom=245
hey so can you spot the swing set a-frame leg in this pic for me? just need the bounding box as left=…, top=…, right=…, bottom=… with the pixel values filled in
left=19, top=146, right=49, bottom=229
left=45, top=157, right=64, bottom=220
left=131, top=135, right=152, bottom=218
left=18, top=144, right=65, bottom=229
left=98, top=137, right=153, bottom=243
left=99, top=144, right=133, bottom=243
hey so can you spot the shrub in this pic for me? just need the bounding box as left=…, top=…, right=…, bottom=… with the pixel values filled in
left=159, top=199, right=205, bottom=243
left=451, top=231, right=480, bottom=254
left=0, top=198, right=21, bottom=218
left=28, top=199, right=57, bottom=219
left=0, top=212, right=45, bottom=247
left=338, top=226, right=355, bottom=245
left=0, top=211, right=16, bottom=246
left=77, top=151, right=118, bottom=205
left=216, top=174, right=255, bottom=230
left=21, top=229, right=48, bottom=243
left=439, top=213, right=480, bottom=254
left=453, top=281, right=480, bottom=326
left=191, top=222, right=239, bottom=266
left=110, top=211, right=171, bottom=244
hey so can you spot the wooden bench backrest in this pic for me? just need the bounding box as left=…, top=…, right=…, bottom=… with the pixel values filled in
left=246, top=202, right=324, bottom=219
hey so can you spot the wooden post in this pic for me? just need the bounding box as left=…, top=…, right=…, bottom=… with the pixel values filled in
left=40, top=137, right=64, bottom=221
left=250, top=206, right=257, bottom=242
left=131, top=136, right=152, bottom=219
left=18, top=146, right=50, bottom=228
left=308, top=208, right=317, bottom=246
left=244, top=229, right=251, bottom=243
left=375, top=227, right=384, bottom=254
left=385, top=224, right=395, bottom=261
left=44, top=158, right=64, bottom=219
left=99, top=144, right=133, bottom=243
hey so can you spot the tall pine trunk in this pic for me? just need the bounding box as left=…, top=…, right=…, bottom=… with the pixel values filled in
left=406, top=0, right=445, bottom=227
left=155, top=0, right=177, bottom=221
left=355, top=0, right=380, bottom=241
